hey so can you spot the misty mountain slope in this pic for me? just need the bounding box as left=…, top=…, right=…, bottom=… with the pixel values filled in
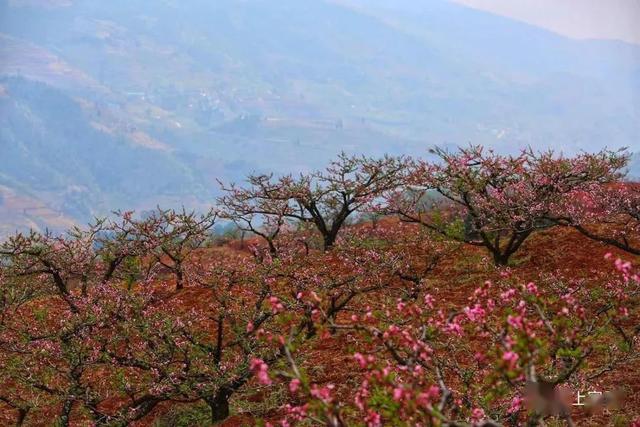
left=0, top=77, right=208, bottom=222
left=0, top=0, right=638, bottom=233
left=2, top=0, right=638, bottom=150
left=334, top=0, right=640, bottom=79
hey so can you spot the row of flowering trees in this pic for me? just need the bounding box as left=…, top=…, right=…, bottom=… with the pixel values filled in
left=220, top=146, right=634, bottom=263
left=0, top=146, right=638, bottom=425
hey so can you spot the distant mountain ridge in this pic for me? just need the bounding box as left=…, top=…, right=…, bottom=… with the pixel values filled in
left=0, top=0, right=638, bottom=233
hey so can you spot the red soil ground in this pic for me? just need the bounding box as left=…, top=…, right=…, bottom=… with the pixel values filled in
left=2, top=223, right=638, bottom=426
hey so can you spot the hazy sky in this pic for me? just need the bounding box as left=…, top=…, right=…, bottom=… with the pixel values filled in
left=452, top=0, right=640, bottom=45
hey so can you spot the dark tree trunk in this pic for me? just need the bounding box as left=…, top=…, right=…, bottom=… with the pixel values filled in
left=16, top=407, right=28, bottom=426
left=492, top=251, right=510, bottom=266
left=323, top=232, right=337, bottom=251
left=303, top=307, right=317, bottom=338
left=267, top=239, right=278, bottom=257
left=175, top=267, right=184, bottom=290
left=207, top=388, right=231, bottom=423
left=81, top=275, right=88, bottom=297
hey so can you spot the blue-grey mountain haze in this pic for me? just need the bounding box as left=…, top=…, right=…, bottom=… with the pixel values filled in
left=0, top=0, right=638, bottom=234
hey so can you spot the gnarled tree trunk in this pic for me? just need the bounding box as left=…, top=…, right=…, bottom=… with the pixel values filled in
left=206, top=387, right=232, bottom=423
